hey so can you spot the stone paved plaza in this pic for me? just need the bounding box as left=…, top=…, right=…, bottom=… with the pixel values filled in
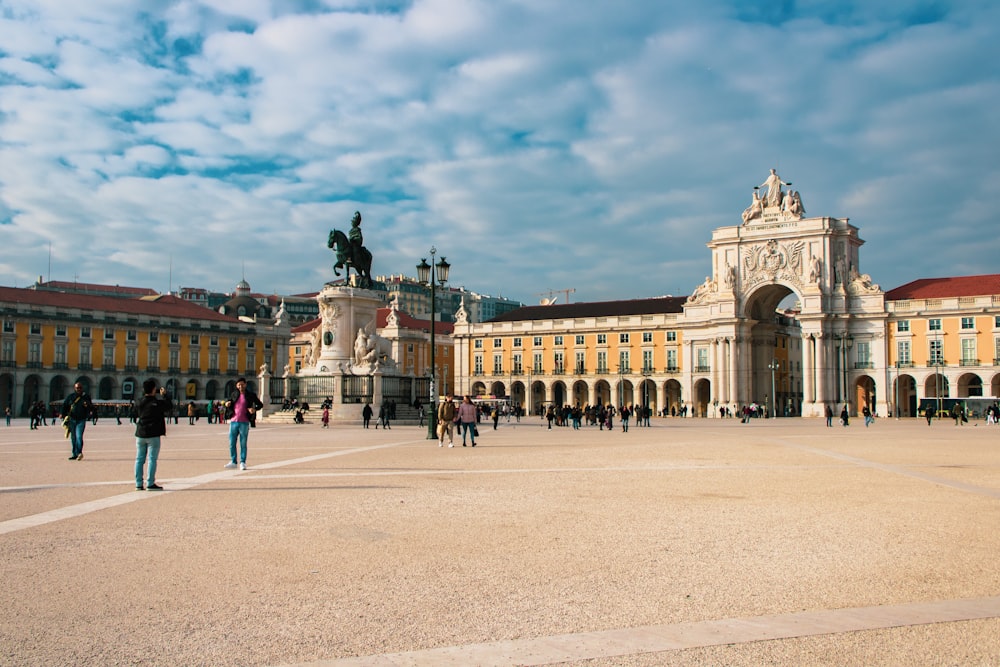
left=1, top=415, right=999, bottom=666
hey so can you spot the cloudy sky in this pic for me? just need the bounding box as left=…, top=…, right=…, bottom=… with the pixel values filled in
left=1, top=0, right=997, bottom=307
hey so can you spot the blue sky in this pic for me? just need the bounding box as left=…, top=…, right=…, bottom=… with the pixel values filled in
left=0, top=0, right=997, bottom=307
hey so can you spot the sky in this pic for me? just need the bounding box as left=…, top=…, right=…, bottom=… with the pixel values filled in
left=1, top=0, right=998, bottom=307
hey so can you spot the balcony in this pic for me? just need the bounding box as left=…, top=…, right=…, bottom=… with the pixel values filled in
left=694, top=365, right=711, bottom=373
left=552, top=368, right=565, bottom=375
left=52, top=362, right=69, bottom=370
left=207, top=367, right=220, bottom=375
left=167, top=367, right=181, bottom=374
left=78, top=363, right=92, bottom=371
left=124, top=365, right=140, bottom=373
left=145, top=366, right=160, bottom=373
left=960, top=359, right=980, bottom=367
left=665, top=366, right=680, bottom=373
left=596, top=368, right=609, bottom=375
left=0, top=360, right=14, bottom=368
left=895, top=361, right=914, bottom=368
left=26, top=361, right=43, bottom=369
left=492, top=371, right=506, bottom=376
left=574, top=367, right=587, bottom=374
left=854, top=362, right=874, bottom=369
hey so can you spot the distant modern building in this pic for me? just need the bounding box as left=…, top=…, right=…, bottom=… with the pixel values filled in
left=377, top=274, right=523, bottom=324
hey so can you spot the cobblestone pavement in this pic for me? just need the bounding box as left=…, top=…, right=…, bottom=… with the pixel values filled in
left=1, top=416, right=998, bottom=666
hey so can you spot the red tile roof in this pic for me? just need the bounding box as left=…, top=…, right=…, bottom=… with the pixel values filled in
left=488, top=296, right=687, bottom=322
left=33, top=280, right=158, bottom=296
left=0, top=286, right=242, bottom=323
left=885, top=274, right=1000, bottom=300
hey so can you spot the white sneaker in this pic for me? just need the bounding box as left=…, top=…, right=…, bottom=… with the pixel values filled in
left=438, top=442, right=443, bottom=447
left=224, top=462, right=237, bottom=469
left=448, top=443, right=454, bottom=448
left=239, top=462, right=246, bottom=470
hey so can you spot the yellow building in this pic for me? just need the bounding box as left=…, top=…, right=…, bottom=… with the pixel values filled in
left=0, top=285, right=290, bottom=415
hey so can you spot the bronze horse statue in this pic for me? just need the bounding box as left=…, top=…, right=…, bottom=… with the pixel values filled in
left=327, top=228, right=373, bottom=288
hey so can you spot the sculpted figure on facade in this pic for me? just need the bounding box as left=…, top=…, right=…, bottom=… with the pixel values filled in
left=350, top=318, right=396, bottom=374
left=742, top=191, right=763, bottom=224
left=809, top=255, right=823, bottom=284
left=386, top=294, right=400, bottom=327
left=723, top=262, right=736, bottom=291
left=689, top=275, right=716, bottom=304
left=742, top=240, right=805, bottom=289
left=759, top=168, right=789, bottom=207
left=846, top=265, right=881, bottom=295
left=455, top=296, right=469, bottom=324
left=309, top=326, right=322, bottom=367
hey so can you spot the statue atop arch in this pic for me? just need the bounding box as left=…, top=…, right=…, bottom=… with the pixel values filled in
left=743, top=169, right=805, bottom=224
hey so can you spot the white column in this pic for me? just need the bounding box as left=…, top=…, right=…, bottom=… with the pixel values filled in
left=802, top=333, right=814, bottom=406
left=728, top=336, right=738, bottom=408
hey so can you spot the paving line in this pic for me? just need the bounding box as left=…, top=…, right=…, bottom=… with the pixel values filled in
left=775, top=438, right=1000, bottom=500
left=280, top=596, right=1000, bottom=667
left=0, top=440, right=415, bottom=536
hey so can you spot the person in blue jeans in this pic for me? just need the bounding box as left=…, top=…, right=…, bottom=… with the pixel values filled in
left=62, top=382, right=94, bottom=461
left=224, top=377, right=263, bottom=470
left=457, top=395, right=478, bottom=447
left=134, top=379, right=172, bottom=490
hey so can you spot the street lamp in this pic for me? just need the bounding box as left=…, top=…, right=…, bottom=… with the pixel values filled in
left=416, top=248, right=450, bottom=440
left=768, top=360, right=779, bottom=418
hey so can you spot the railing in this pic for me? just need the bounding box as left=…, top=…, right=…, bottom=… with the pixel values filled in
left=145, top=366, right=160, bottom=373
left=552, top=368, right=565, bottom=375
left=207, top=367, right=219, bottom=375
left=78, top=363, right=92, bottom=370
left=854, top=362, right=874, bottom=369
left=694, top=365, right=710, bottom=373
left=124, top=365, right=139, bottom=372
left=52, top=362, right=69, bottom=370
left=26, top=361, right=42, bottom=369
left=339, top=375, right=371, bottom=404
left=0, top=360, right=14, bottom=368
left=960, top=359, right=979, bottom=366
left=167, top=367, right=181, bottom=374
left=895, top=361, right=914, bottom=368
left=596, top=368, right=609, bottom=374
left=665, top=366, right=680, bottom=373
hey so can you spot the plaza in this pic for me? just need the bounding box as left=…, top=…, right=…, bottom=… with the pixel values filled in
left=1, top=416, right=999, bottom=666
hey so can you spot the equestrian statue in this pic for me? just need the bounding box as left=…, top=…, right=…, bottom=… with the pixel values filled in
left=328, top=211, right=373, bottom=288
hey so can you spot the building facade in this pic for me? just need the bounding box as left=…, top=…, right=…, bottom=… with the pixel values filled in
left=0, top=286, right=291, bottom=415
left=453, top=173, right=1000, bottom=418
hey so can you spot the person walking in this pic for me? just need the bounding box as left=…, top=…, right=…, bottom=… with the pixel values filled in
left=925, top=405, right=935, bottom=426
left=437, top=394, right=456, bottom=447
left=362, top=402, right=373, bottom=428
left=492, top=405, right=500, bottom=430
left=321, top=406, right=330, bottom=428
left=223, top=377, right=263, bottom=471
left=187, top=401, right=196, bottom=425
left=458, top=395, right=477, bottom=447
left=825, top=404, right=833, bottom=427
left=4, top=405, right=9, bottom=426
left=840, top=404, right=850, bottom=426
left=863, top=405, right=873, bottom=427
left=134, top=379, right=172, bottom=490
left=61, top=382, right=94, bottom=461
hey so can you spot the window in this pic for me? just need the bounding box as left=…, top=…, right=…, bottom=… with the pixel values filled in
left=80, top=326, right=91, bottom=339
left=896, top=321, right=909, bottom=333
left=229, top=338, right=237, bottom=348
left=474, top=355, right=483, bottom=374
left=553, top=351, right=564, bottom=373
left=493, top=354, right=503, bottom=374
left=554, top=335, right=563, bottom=346
left=126, top=347, right=137, bottom=367
left=246, top=339, right=254, bottom=349
left=897, top=340, right=911, bottom=366
left=169, top=349, right=180, bottom=370
left=597, top=334, right=607, bottom=345
left=666, top=331, right=677, bottom=342
left=513, top=353, right=523, bottom=374
left=575, top=351, right=585, bottom=373
left=696, top=348, right=709, bottom=371
left=103, top=345, right=115, bottom=367
left=149, top=331, right=158, bottom=343
left=642, top=332, right=653, bottom=343
left=190, top=334, right=200, bottom=344
left=170, top=333, right=179, bottom=344
left=209, top=351, right=218, bottom=370
left=493, top=338, right=502, bottom=348
left=2, top=320, right=13, bottom=333
left=575, top=335, right=585, bottom=346
left=513, top=337, right=522, bottom=348
left=642, top=349, right=653, bottom=372
left=227, top=352, right=237, bottom=371
left=533, top=352, right=543, bottom=373
left=961, top=339, right=976, bottom=364
left=210, top=336, right=219, bottom=346
left=189, top=349, right=200, bottom=369
left=126, top=330, right=137, bottom=341
left=56, top=325, right=66, bottom=337
left=597, top=350, right=608, bottom=373
left=533, top=336, right=542, bottom=347
left=147, top=348, right=159, bottom=368
left=28, top=322, right=41, bottom=335
left=996, top=338, right=1000, bottom=362
left=929, top=339, right=943, bottom=365
left=104, top=328, right=115, bottom=340
left=474, top=340, right=483, bottom=349
left=2, top=340, right=14, bottom=362
left=961, top=317, right=975, bottom=330
left=79, top=344, right=91, bottom=366
left=619, top=350, right=630, bottom=372
left=619, top=333, right=630, bottom=344
left=995, top=316, right=1000, bottom=329
left=55, top=343, right=67, bottom=364
left=666, top=349, right=678, bottom=371
left=928, top=318, right=941, bottom=331
left=856, top=341, right=871, bottom=367
left=28, top=341, right=41, bottom=363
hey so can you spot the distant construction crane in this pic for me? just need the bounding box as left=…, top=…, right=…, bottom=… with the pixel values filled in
left=535, top=288, right=576, bottom=305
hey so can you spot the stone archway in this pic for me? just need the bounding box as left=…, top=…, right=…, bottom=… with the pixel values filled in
left=489, top=381, right=506, bottom=397
left=571, top=380, right=588, bottom=407
left=594, top=380, right=611, bottom=408
left=957, top=373, right=983, bottom=397
left=894, top=374, right=917, bottom=417
left=693, top=378, right=711, bottom=417
left=741, top=283, right=804, bottom=413
left=551, top=381, right=567, bottom=408
left=664, top=379, right=682, bottom=416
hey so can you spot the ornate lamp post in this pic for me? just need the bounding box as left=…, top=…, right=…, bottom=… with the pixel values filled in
left=417, top=249, right=450, bottom=440
left=767, top=360, right=779, bottom=418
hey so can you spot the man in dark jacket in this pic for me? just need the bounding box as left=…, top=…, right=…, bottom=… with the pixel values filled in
left=135, top=379, right=172, bottom=490
left=224, top=377, right=263, bottom=470
left=62, top=382, right=95, bottom=460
